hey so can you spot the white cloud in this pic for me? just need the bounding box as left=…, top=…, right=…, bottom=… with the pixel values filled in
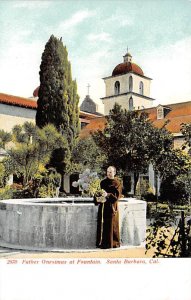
left=87, top=32, right=112, bottom=43
left=57, top=9, right=95, bottom=33
left=103, top=13, right=134, bottom=28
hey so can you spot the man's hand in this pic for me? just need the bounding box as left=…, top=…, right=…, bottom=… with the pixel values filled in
left=102, top=191, right=107, bottom=197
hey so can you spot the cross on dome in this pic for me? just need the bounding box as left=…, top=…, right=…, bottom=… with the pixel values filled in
left=87, top=83, right=91, bottom=96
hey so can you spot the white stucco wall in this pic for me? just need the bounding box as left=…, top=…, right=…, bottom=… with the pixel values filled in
left=102, top=94, right=153, bottom=115
left=104, top=73, right=151, bottom=97
left=0, top=104, right=36, bottom=132
left=102, top=95, right=129, bottom=115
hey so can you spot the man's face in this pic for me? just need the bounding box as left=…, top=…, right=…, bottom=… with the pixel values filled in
left=107, top=167, right=115, bottom=179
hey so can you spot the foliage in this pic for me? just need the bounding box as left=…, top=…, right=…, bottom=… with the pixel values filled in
left=93, top=103, right=173, bottom=194
left=10, top=183, right=23, bottom=190
left=92, top=104, right=191, bottom=199
left=146, top=202, right=191, bottom=218
left=36, top=34, right=79, bottom=146
left=154, top=149, right=190, bottom=182
left=160, top=171, right=191, bottom=205
left=160, top=176, right=188, bottom=205
left=12, top=122, right=36, bottom=144
left=36, top=35, right=80, bottom=183
left=48, top=146, right=71, bottom=179
left=71, top=136, right=107, bottom=176
left=135, top=177, right=150, bottom=197
left=146, top=209, right=191, bottom=257
left=88, top=177, right=102, bottom=196
left=3, top=122, right=68, bottom=186
left=141, top=185, right=157, bottom=202
left=0, top=163, right=6, bottom=187
left=158, top=151, right=191, bottom=205
left=153, top=126, right=191, bottom=204
left=32, top=166, right=61, bottom=198
left=38, top=123, right=70, bottom=181
left=181, top=123, right=191, bottom=154
left=12, top=187, right=34, bottom=199
left=0, top=186, right=13, bottom=200
left=5, top=166, right=62, bottom=199
left=142, top=192, right=157, bottom=202
left=72, top=168, right=100, bottom=196
left=0, top=130, right=11, bottom=149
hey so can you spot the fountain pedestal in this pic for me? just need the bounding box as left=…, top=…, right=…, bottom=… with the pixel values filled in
left=0, top=197, right=146, bottom=251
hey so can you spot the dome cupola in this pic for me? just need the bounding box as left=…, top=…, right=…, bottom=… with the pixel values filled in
left=33, top=86, right=39, bottom=98
left=112, top=52, right=144, bottom=77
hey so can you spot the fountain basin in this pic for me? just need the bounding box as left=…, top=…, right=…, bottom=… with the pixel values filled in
left=0, top=197, right=146, bottom=251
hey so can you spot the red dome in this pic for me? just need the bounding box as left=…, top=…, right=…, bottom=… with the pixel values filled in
left=112, top=62, right=144, bottom=77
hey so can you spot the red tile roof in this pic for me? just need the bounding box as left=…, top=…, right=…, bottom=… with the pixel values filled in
left=0, top=93, right=37, bottom=109
left=0, top=92, right=102, bottom=120
left=80, top=101, right=191, bottom=137
left=143, top=101, right=191, bottom=133
left=79, top=117, right=107, bottom=138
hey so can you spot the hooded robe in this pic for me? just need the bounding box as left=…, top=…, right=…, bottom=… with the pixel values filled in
left=95, top=177, right=122, bottom=249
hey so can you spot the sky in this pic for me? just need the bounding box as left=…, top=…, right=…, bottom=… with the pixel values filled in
left=0, top=0, right=191, bottom=113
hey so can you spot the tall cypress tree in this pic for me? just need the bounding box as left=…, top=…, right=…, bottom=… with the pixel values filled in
left=36, top=35, right=80, bottom=148
left=36, top=35, right=80, bottom=188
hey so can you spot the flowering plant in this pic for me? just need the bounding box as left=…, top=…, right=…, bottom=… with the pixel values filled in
left=72, top=169, right=101, bottom=196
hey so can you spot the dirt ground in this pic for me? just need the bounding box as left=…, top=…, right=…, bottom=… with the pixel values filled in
left=0, top=245, right=154, bottom=259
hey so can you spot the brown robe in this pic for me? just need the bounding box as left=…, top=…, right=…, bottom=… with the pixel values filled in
left=95, top=177, right=122, bottom=249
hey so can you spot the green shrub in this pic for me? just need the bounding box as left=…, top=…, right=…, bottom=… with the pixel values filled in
left=146, top=202, right=152, bottom=218
left=0, top=163, right=6, bottom=187
left=160, top=175, right=190, bottom=205
left=38, top=185, right=50, bottom=198
left=12, top=188, right=34, bottom=199
left=32, top=167, right=61, bottom=198
left=142, top=192, right=157, bottom=202
left=141, top=185, right=157, bottom=202
left=0, top=186, right=13, bottom=200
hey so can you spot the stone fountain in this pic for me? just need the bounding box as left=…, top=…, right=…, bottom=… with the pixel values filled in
left=0, top=197, right=146, bottom=251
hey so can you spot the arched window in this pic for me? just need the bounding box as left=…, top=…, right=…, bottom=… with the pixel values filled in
left=139, top=81, right=144, bottom=95
left=129, top=97, right=134, bottom=111
left=114, top=81, right=120, bottom=95
left=129, top=76, right=133, bottom=92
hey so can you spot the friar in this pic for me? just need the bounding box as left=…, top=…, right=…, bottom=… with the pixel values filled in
left=94, top=166, right=122, bottom=249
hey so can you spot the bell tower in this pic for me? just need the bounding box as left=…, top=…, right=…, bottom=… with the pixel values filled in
left=101, top=51, right=155, bottom=115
